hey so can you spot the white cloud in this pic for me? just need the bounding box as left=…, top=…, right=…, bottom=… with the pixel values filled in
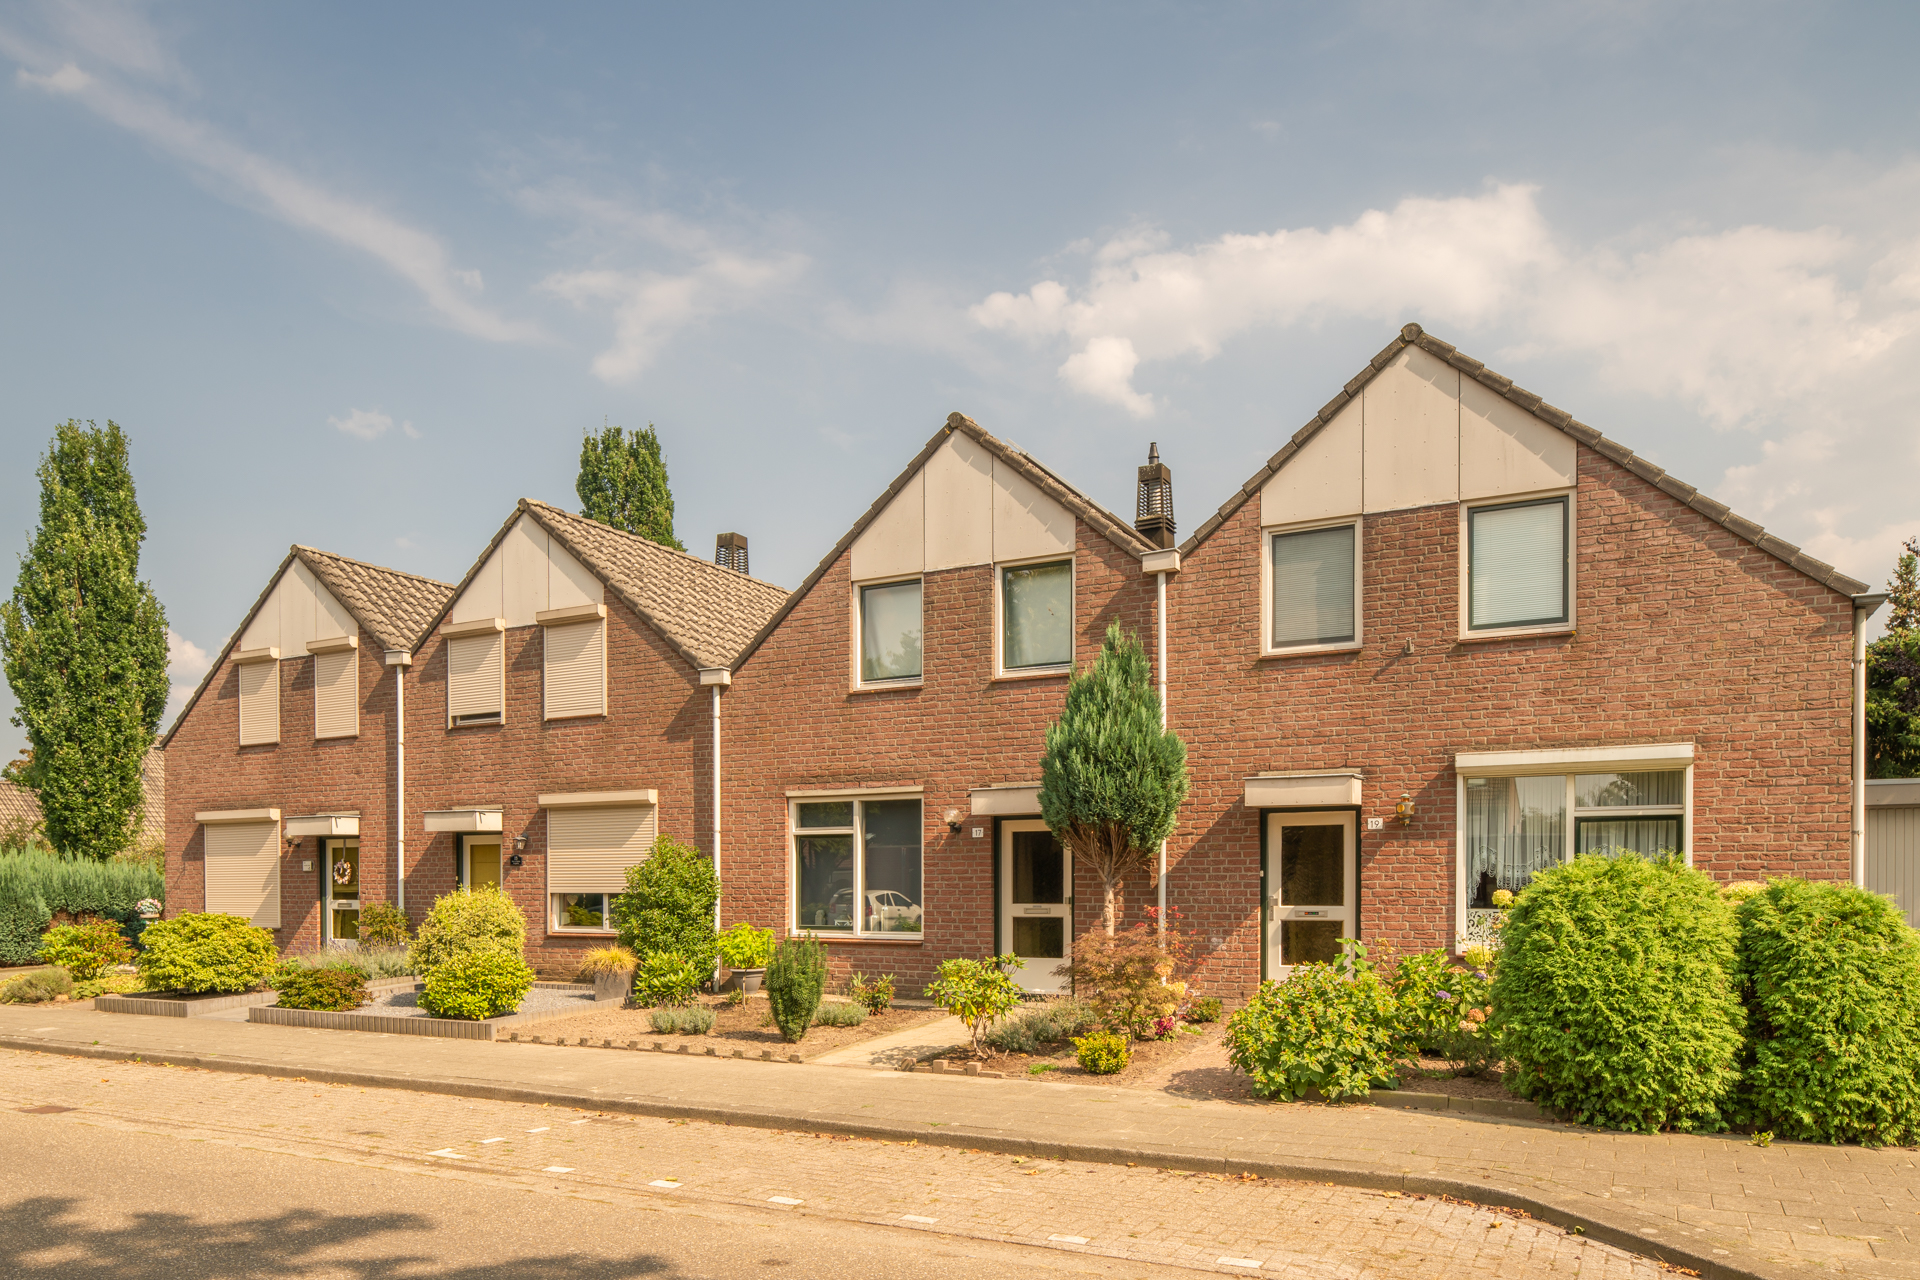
left=163, top=627, right=211, bottom=727
left=1059, top=335, right=1154, bottom=417
left=328, top=408, right=410, bottom=440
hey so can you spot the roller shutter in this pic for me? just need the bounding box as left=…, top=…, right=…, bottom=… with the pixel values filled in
left=204, top=820, right=281, bottom=927
left=314, top=650, right=358, bottom=739
left=547, top=804, right=655, bottom=894
left=544, top=620, right=606, bottom=720
left=238, top=661, right=280, bottom=746
left=447, top=632, right=505, bottom=724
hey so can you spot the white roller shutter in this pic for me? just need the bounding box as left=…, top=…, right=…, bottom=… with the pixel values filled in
left=544, top=620, right=606, bottom=720
left=314, top=650, right=358, bottom=739
left=547, top=804, right=656, bottom=894
left=238, top=661, right=280, bottom=746
left=447, top=632, right=505, bottom=724
left=204, top=820, right=281, bottom=927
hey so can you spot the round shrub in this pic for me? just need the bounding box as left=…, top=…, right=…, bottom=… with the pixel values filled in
left=1493, top=854, right=1741, bottom=1132
left=631, top=950, right=700, bottom=1007
left=273, top=966, right=369, bottom=1012
left=37, top=919, right=133, bottom=980
left=612, top=835, right=720, bottom=980
left=1073, top=1030, right=1131, bottom=1075
left=134, top=913, right=278, bottom=994
left=421, top=949, right=534, bottom=1020
left=1184, top=996, right=1223, bottom=1024
left=357, top=901, right=412, bottom=948
left=813, top=999, right=868, bottom=1028
left=409, top=885, right=525, bottom=975
left=1734, top=879, right=1920, bottom=1146
left=1225, top=964, right=1401, bottom=1101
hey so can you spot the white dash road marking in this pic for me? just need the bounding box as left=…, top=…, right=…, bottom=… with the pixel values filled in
left=768, top=1196, right=803, bottom=1206
left=526, top=1127, right=550, bottom=1133
left=1048, top=1235, right=1089, bottom=1245
left=649, top=1179, right=681, bottom=1189
left=425, top=1149, right=467, bottom=1159
left=902, top=1215, right=938, bottom=1224
left=544, top=1166, right=575, bottom=1173
left=1217, top=1260, right=1263, bottom=1269
left=481, top=1138, right=505, bottom=1144
left=570, top=1119, right=591, bottom=1124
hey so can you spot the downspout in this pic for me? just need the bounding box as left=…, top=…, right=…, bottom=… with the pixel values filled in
left=700, top=668, right=732, bottom=980
left=386, top=650, right=413, bottom=913
left=1157, top=569, right=1168, bottom=933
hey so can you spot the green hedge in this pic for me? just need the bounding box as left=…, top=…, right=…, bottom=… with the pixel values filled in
left=1734, top=880, right=1920, bottom=1146
left=135, top=913, right=278, bottom=994
left=0, top=849, right=163, bottom=965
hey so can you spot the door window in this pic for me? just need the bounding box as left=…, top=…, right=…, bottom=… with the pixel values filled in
left=1265, top=813, right=1356, bottom=974
left=326, top=840, right=360, bottom=944
left=465, top=840, right=502, bottom=891
left=1002, top=822, right=1071, bottom=993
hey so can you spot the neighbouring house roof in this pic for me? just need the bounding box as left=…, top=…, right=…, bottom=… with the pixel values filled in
left=161, top=548, right=457, bottom=747
left=1182, top=323, right=1873, bottom=598
left=732, top=412, right=1155, bottom=673
left=0, top=746, right=165, bottom=846
left=433, top=500, right=792, bottom=673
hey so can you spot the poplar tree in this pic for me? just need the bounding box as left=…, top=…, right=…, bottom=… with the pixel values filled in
left=576, top=422, right=685, bottom=551
left=0, top=421, right=169, bottom=860
left=1038, top=622, right=1188, bottom=934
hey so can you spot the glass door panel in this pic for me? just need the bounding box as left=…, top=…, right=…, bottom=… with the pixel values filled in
left=326, top=840, right=360, bottom=946
left=1264, top=812, right=1356, bottom=975
left=1001, top=820, right=1071, bottom=993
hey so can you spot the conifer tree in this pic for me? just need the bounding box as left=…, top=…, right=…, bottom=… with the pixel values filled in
left=0, top=421, right=169, bottom=860
left=1038, top=622, right=1188, bottom=934
left=576, top=422, right=684, bottom=551
left=1869, top=537, right=1920, bottom=778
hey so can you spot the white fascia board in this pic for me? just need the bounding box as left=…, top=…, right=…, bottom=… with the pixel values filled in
left=1454, top=742, right=1695, bottom=778
left=196, top=807, right=282, bottom=823
left=967, top=784, right=1042, bottom=815
left=1244, top=771, right=1364, bottom=808
left=537, top=789, right=659, bottom=809
left=423, top=808, right=503, bottom=832
left=285, top=812, right=361, bottom=837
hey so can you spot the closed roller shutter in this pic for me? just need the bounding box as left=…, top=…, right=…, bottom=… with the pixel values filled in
left=238, top=661, right=280, bottom=746
left=547, top=804, right=655, bottom=894
left=314, top=650, right=358, bottom=739
left=205, top=820, right=281, bottom=927
left=544, top=620, right=606, bottom=720
left=447, top=632, right=504, bottom=724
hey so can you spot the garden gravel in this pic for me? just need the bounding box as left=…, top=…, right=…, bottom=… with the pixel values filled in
left=363, top=985, right=598, bottom=1022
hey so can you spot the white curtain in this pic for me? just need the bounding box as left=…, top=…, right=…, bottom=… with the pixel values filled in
left=1463, top=775, right=1565, bottom=907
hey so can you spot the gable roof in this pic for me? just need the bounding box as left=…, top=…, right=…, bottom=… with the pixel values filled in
left=161, top=548, right=456, bottom=747
left=1183, top=323, right=1872, bottom=598
left=431, top=500, right=791, bottom=673
left=733, top=412, right=1154, bottom=672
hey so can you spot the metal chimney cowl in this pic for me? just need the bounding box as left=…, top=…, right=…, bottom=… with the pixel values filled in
left=1134, top=443, right=1175, bottom=549
left=714, top=532, right=749, bottom=575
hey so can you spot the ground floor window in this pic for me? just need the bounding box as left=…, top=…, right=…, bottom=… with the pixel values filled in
left=791, top=795, right=923, bottom=936
left=551, top=892, right=611, bottom=931
left=1461, top=768, right=1685, bottom=948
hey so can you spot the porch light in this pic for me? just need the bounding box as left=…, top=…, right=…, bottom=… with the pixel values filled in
left=514, top=834, right=528, bottom=851
left=943, top=808, right=962, bottom=833
left=1394, top=794, right=1416, bottom=825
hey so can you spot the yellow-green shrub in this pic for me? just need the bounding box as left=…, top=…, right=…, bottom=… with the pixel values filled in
left=1225, top=964, right=1401, bottom=1101
left=421, top=950, right=533, bottom=1020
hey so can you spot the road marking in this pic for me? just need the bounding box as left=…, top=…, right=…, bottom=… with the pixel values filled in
left=481, top=1138, right=505, bottom=1144
left=769, top=1196, right=803, bottom=1206
left=425, top=1149, right=466, bottom=1158
left=1048, top=1235, right=1089, bottom=1245
left=649, top=1179, right=681, bottom=1189
left=902, top=1214, right=938, bottom=1224
left=570, top=1118, right=591, bottom=1124
left=1217, top=1258, right=1263, bottom=1269
left=526, top=1126, right=550, bottom=1133
left=544, top=1166, right=574, bottom=1173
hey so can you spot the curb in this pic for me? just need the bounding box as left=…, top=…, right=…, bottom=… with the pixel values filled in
left=0, top=1032, right=1779, bottom=1280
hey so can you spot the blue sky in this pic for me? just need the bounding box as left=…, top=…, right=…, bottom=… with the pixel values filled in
left=3, top=2, right=1919, bottom=755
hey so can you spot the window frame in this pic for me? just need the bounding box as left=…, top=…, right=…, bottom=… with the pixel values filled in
left=541, top=617, right=608, bottom=721
left=851, top=573, right=925, bottom=691
left=786, top=790, right=925, bottom=942
left=1459, top=490, right=1576, bottom=640
left=1260, top=516, right=1364, bottom=657
left=548, top=891, right=615, bottom=934
left=993, top=554, right=1075, bottom=680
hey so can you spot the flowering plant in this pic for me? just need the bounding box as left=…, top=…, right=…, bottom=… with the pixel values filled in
left=136, top=898, right=162, bottom=919
left=1390, top=949, right=1499, bottom=1076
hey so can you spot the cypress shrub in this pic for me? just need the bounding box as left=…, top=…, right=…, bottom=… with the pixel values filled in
left=766, top=933, right=826, bottom=1042
left=1734, top=880, right=1920, bottom=1146
left=1493, top=854, right=1742, bottom=1132
left=0, top=849, right=162, bottom=964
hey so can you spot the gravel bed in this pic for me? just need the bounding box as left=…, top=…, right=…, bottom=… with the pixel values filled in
left=361, top=984, right=599, bottom=1021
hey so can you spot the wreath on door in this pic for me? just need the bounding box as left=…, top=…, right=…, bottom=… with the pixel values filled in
left=332, top=858, right=354, bottom=886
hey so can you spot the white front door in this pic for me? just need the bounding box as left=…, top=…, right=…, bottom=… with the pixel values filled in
left=1001, top=819, right=1071, bottom=993
left=1264, top=812, right=1356, bottom=976
left=324, top=838, right=360, bottom=948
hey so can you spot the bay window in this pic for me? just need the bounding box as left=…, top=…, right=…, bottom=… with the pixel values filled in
left=791, top=795, right=923, bottom=936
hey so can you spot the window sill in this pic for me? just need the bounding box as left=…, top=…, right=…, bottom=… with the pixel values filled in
left=848, top=681, right=922, bottom=696
left=991, top=667, right=1069, bottom=683
left=549, top=927, right=618, bottom=937
left=1456, top=626, right=1575, bottom=644
left=543, top=712, right=608, bottom=722
left=801, top=934, right=924, bottom=945
left=448, top=718, right=503, bottom=729
left=1258, top=642, right=1363, bottom=659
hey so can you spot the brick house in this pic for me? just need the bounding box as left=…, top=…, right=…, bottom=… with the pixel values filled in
left=161, top=547, right=453, bottom=953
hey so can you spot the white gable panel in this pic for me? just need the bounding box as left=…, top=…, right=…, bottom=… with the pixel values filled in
left=1460, top=377, right=1577, bottom=500
left=1261, top=398, right=1362, bottom=527
left=240, top=562, right=352, bottom=655
left=923, top=432, right=994, bottom=571
left=450, top=541, right=504, bottom=624
left=993, top=458, right=1074, bottom=562
left=500, top=515, right=547, bottom=628
left=851, top=469, right=925, bottom=582
left=548, top=536, right=603, bottom=610
left=1362, top=347, right=1460, bottom=513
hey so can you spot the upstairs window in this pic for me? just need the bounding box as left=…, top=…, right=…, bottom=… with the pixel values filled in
left=1268, top=522, right=1358, bottom=651
left=236, top=653, right=280, bottom=746
left=446, top=627, right=505, bottom=726
left=543, top=616, right=606, bottom=720
left=858, top=579, right=922, bottom=684
left=1467, top=496, right=1570, bottom=632
left=1001, top=559, right=1073, bottom=672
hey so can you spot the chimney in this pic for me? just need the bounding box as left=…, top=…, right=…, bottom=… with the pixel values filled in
left=714, top=532, right=749, bottom=575
left=1134, top=443, right=1175, bottom=549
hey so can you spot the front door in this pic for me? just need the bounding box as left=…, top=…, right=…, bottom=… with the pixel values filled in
left=466, top=839, right=502, bottom=891
left=1001, top=819, right=1071, bottom=993
left=325, top=839, right=360, bottom=946
left=1264, top=812, right=1356, bottom=975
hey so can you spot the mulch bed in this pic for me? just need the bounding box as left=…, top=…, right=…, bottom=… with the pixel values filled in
left=511, top=995, right=946, bottom=1059
left=938, top=1020, right=1236, bottom=1090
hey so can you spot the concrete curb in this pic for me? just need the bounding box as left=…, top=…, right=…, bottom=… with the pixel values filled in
left=94, top=990, right=280, bottom=1018
left=0, top=1033, right=1779, bottom=1280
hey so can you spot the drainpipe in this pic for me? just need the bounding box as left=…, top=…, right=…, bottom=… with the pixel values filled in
left=387, top=651, right=412, bottom=912
left=700, top=668, right=732, bottom=979
left=1140, top=548, right=1181, bottom=933
left=1852, top=594, right=1887, bottom=887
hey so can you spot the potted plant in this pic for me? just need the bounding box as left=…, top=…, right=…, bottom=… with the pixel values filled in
left=579, top=946, right=638, bottom=1003
left=717, top=922, right=775, bottom=994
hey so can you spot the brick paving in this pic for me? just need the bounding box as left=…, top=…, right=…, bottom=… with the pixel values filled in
left=3, top=1004, right=1917, bottom=1278
left=0, top=1050, right=1660, bottom=1279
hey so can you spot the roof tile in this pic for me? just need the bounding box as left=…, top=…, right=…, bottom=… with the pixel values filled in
left=294, top=547, right=456, bottom=652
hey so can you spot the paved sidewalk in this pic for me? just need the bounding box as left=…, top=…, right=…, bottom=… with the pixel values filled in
left=2, top=1004, right=1915, bottom=1279
left=810, top=1013, right=971, bottom=1066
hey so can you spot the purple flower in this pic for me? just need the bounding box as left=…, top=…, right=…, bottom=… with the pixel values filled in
left=1436, top=990, right=1455, bottom=1002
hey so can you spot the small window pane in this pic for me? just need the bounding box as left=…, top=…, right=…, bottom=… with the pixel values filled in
left=1282, top=920, right=1344, bottom=966
left=1003, top=560, right=1072, bottom=669
left=1011, top=830, right=1064, bottom=904
left=1278, top=826, right=1344, bottom=906
left=554, top=893, right=608, bottom=929
left=861, top=799, right=923, bottom=933
left=1576, top=817, right=1682, bottom=858
left=795, top=834, right=855, bottom=931
left=1469, top=499, right=1567, bottom=629
left=1463, top=775, right=1566, bottom=906
left=1013, top=916, right=1065, bottom=959
left=796, top=801, right=853, bottom=829
left=1270, top=525, right=1355, bottom=647
left=860, top=580, right=923, bottom=682
left=1575, top=771, right=1684, bottom=808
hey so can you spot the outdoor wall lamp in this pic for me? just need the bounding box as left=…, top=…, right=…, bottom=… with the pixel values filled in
left=944, top=808, right=962, bottom=833
left=513, top=834, right=528, bottom=851
left=1394, top=794, right=1416, bottom=826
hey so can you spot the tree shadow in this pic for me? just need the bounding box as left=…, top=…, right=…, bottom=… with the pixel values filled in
left=0, top=1197, right=677, bottom=1279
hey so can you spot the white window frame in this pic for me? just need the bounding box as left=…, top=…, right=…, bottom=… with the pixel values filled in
left=1458, top=489, right=1576, bottom=641
left=1261, top=516, right=1364, bottom=657
left=786, top=787, right=925, bottom=942
left=1452, top=743, right=1694, bottom=950
left=851, top=573, right=925, bottom=691
left=549, top=892, right=615, bottom=933
left=993, top=553, right=1075, bottom=680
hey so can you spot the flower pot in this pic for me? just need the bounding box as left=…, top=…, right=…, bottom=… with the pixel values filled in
left=729, top=967, right=766, bottom=995
left=593, top=970, right=633, bottom=1003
